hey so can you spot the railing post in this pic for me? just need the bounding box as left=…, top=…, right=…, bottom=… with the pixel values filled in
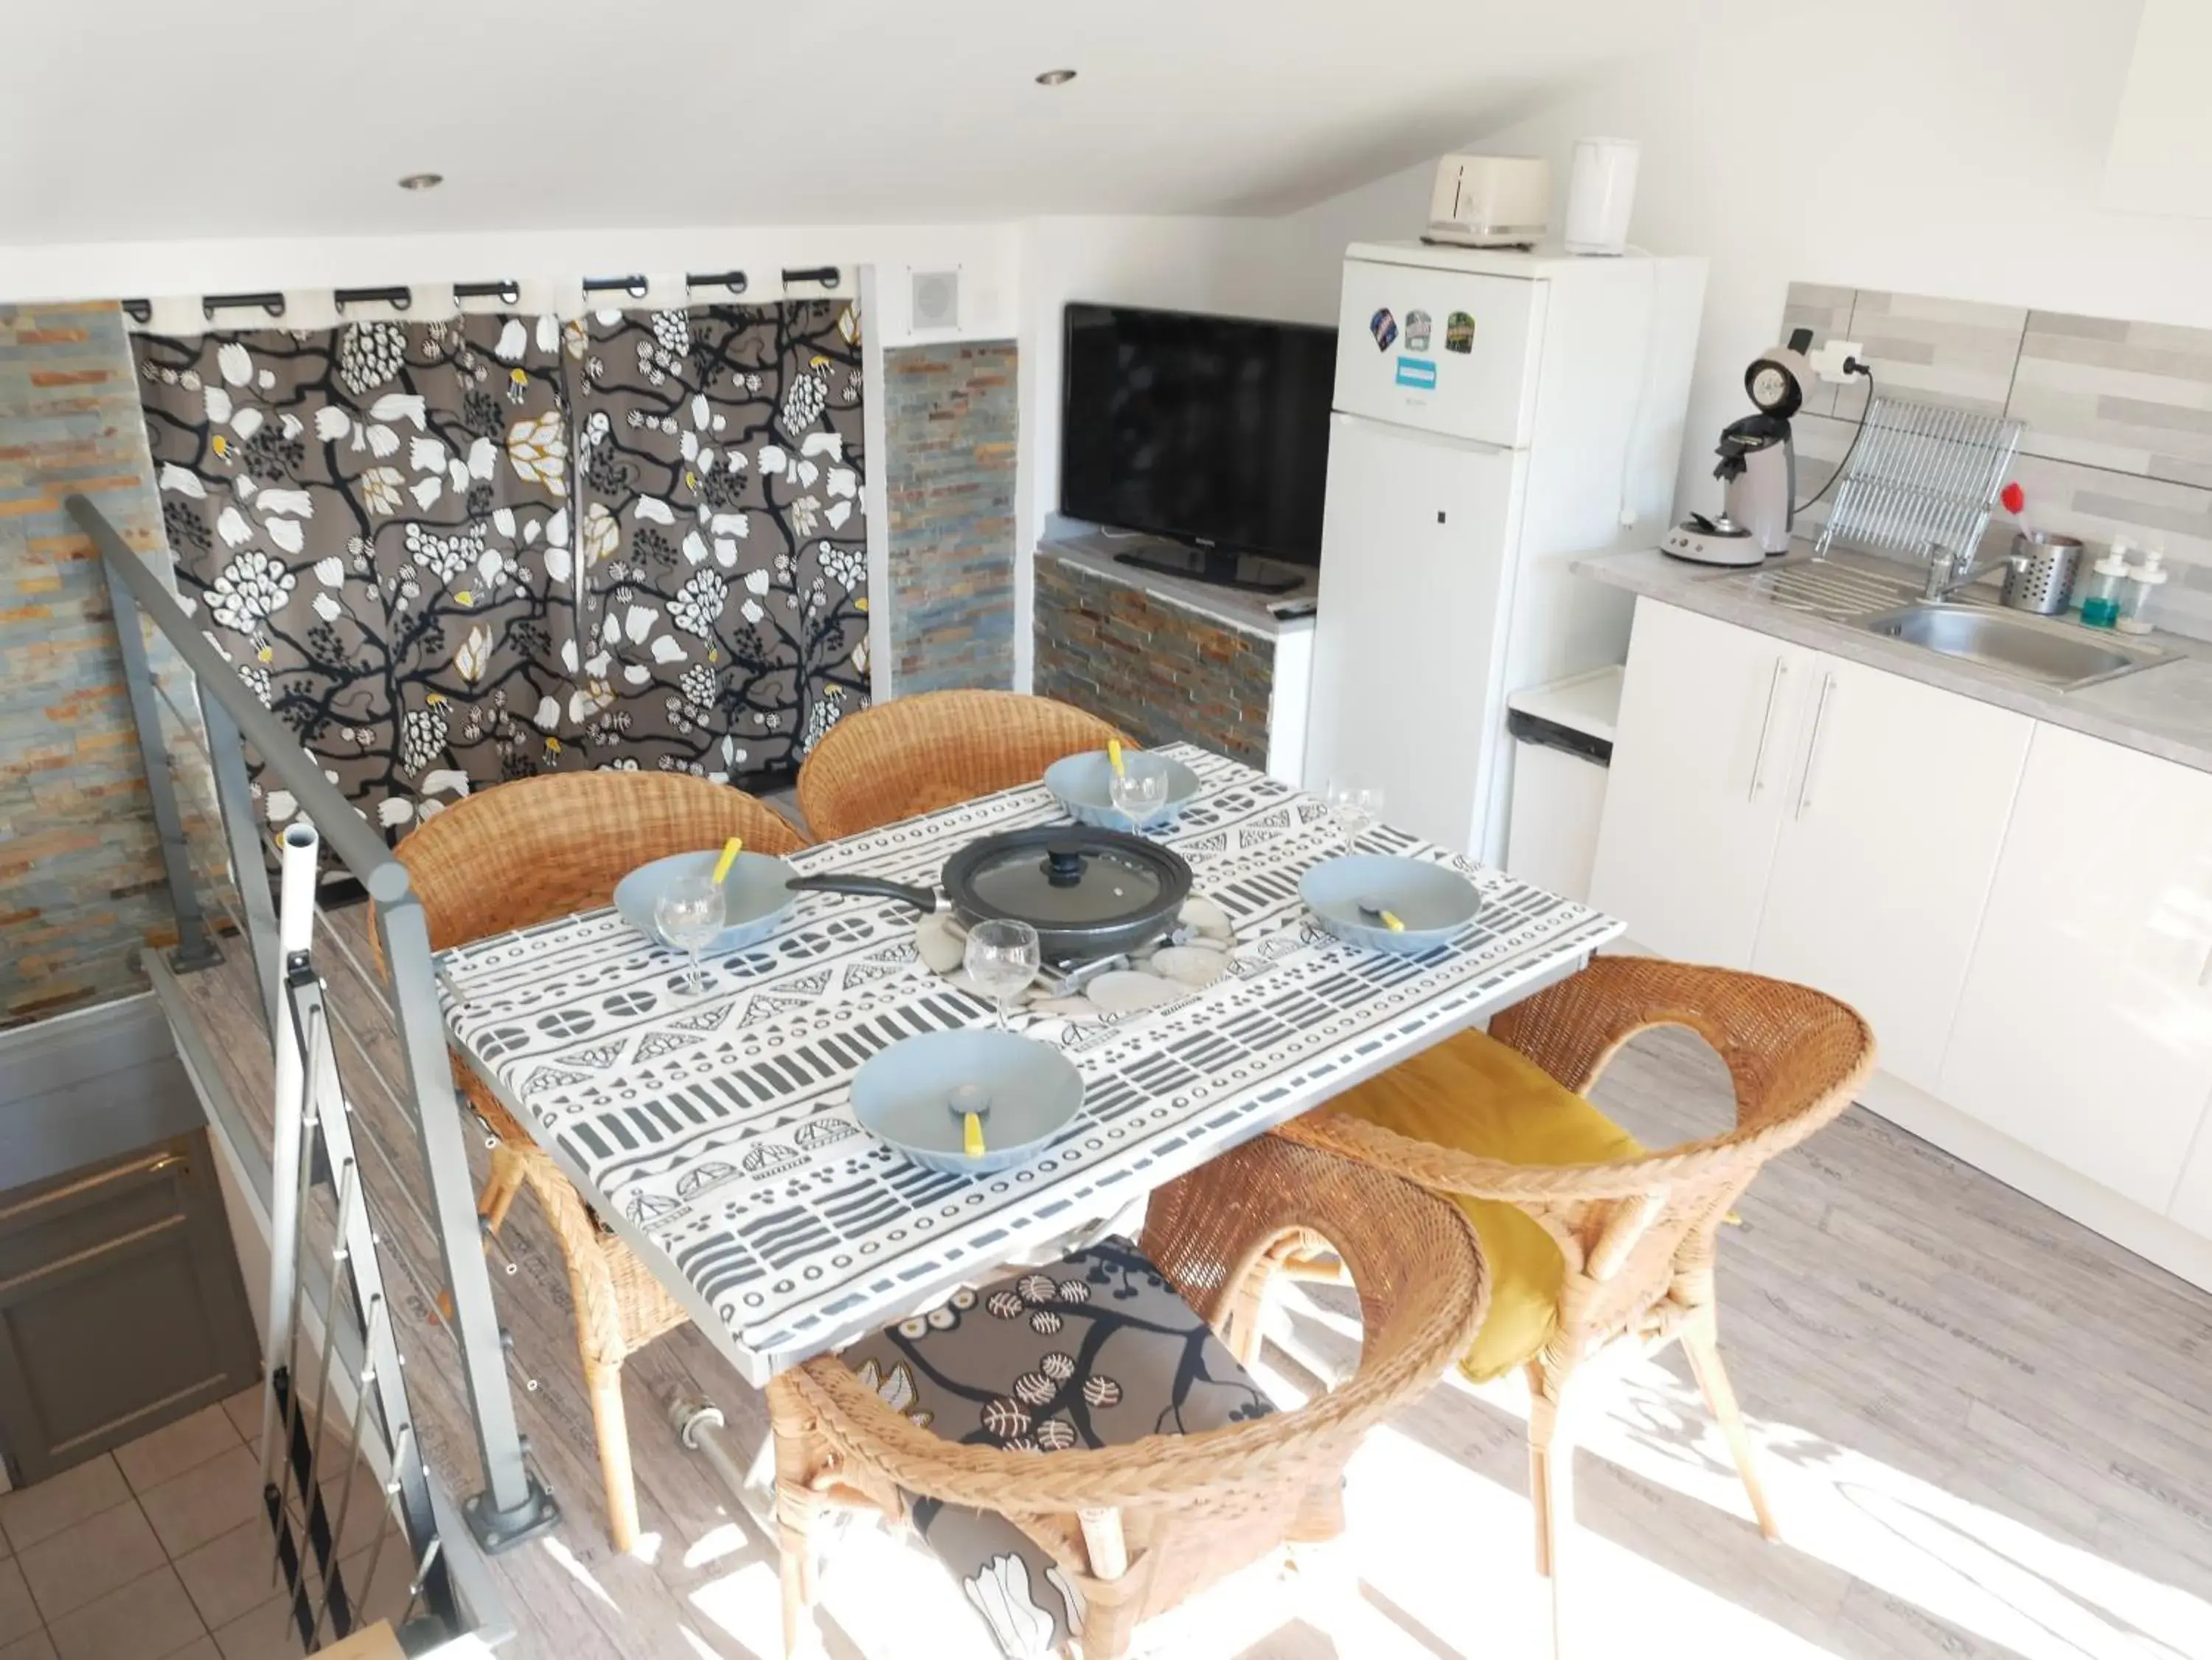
left=377, top=895, right=560, bottom=1552
left=200, top=697, right=282, bottom=1030
left=101, top=557, right=220, bottom=972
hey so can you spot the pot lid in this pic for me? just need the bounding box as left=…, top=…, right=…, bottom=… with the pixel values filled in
left=950, top=829, right=1189, bottom=930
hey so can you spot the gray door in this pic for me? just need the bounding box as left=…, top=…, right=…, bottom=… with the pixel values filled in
left=0, top=1131, right=260, bottom=1485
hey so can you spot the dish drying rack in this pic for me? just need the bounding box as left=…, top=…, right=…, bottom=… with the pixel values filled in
left=1812, top=396, right=2023, bottom=564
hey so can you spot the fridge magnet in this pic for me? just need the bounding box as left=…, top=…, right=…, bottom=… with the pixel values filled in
left=1404, top=310, right=1433, bottom=352
left=1394, top=356, right=1438, bottom=390
left=1369, top=307, right=1398, bottom=351
left=1445, top=311, right=1475, bottom=353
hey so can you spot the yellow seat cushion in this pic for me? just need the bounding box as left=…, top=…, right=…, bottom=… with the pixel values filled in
left=1326, top=1027, right=1644, bottom=1382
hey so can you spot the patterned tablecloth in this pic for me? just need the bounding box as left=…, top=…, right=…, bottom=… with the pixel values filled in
left=439, top=745, right=1622, bottom=1381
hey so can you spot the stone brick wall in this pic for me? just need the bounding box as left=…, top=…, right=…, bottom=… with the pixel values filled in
left=884, top=341, right=1017, bottom=694
left=1032, top=554, right=1276, bottom=767
left=0, top=302, right=175, bottom=1026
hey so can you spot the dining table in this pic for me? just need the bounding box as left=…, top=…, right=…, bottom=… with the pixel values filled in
left=436, top=743, right=1624, bottom=1385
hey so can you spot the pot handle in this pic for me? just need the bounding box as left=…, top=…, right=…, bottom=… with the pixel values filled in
left=784, top=873, right=941, bottom=914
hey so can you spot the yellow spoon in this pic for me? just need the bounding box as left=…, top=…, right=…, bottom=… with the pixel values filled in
left=1359, top=898, right=1407, bottom=932
left=1107, top=738, right=1127, bottom=779
left=950, top=1083, right=990, bottom=1157
left=710, top=836, right=744, bottom=885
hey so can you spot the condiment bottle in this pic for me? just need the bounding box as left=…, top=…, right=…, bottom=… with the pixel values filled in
left=2117, top=547, right=2168, bottom=635
left=2080, top=545, right=2131, bottom=630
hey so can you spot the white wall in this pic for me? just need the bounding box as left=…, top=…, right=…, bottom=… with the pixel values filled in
left=1280, top=0, right=2212, bottom=515
left=2102, top=0, right=2212, bottom=218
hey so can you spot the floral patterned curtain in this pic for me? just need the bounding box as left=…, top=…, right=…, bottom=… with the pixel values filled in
left=571, top=301, right=869, bottom=779
left=133, top=316, right=582, bottom=836
left=133, top=300, right=870, bottom=836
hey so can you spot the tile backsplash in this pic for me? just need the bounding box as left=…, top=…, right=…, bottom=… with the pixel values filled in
left=1781, top=282, right=2212, bottom=641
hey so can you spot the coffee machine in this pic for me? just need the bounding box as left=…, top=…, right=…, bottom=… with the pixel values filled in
left=1660, top=329, right=1818, bottom=568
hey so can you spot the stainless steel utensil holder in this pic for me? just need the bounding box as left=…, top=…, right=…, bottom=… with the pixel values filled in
left=2000, top=531, right=2084, bottom=615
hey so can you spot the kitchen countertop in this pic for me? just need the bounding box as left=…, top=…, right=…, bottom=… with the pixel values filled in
left=1576, top=545, right=2212, bottom=776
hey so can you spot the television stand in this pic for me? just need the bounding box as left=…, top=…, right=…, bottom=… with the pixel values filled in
left=1112, top=543, right=1302, bottom=596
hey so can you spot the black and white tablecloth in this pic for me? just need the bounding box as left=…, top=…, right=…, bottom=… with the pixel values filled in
left=439, top=745, right=1621, bottom=1381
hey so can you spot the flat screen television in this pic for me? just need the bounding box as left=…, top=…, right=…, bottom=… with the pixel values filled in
left=1060, top=302, right=1336, bottom=593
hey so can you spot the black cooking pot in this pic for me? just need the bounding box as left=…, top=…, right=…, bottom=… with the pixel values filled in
left=785, top=826, right=1192, bottom=962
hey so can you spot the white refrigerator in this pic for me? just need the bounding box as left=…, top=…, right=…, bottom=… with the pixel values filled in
left=1303, top=240, right=1706, bottom=863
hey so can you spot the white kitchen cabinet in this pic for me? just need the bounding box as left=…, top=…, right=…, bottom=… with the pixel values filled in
left=1750, top=656, right=2032, bottom=1092
left=1940, top=724, right=2212, bottom=1215
left=1589, top=602, right=1817, bottom=966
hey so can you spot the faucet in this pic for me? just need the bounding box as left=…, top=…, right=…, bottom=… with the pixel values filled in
left=1921, top=540, right=2023, bottom=603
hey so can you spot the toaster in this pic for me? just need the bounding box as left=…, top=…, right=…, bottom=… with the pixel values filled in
left=1424, top=155, right=1552, bottom=249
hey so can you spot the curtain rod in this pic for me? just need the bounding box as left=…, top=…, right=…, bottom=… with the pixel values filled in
left=118, top=266, right=852, bottom=333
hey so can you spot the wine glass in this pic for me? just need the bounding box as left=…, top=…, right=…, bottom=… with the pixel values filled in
left=654, top=873, right=727, bottom=997
left=1325, top=780, right=1383, bottom=856
left=964, top=918, right=1041, bottom=1031
left=1109, top=755, right=1172, bottom=831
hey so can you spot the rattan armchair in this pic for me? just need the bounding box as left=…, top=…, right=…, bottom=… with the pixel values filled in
left=1278, top=955, right=1874, bottom=1644
left=376, top=769, right=809, bottom=1552
left=796, top=689, right=1124, bottom=842
left=765, top=1131, right=1486, bottom=1660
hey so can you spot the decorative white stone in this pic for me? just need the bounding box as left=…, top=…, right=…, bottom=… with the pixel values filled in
left=1179, top=896, right=1234, bottom=942
left=1150, top=945, right=1229, bottom=989
left=916, top=913, right=965, bottom=974
left=1086, top=972, right=1184, bottom=1014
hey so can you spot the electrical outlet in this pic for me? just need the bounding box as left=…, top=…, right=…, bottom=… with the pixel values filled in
left=1810, top=339, right=1865, bottom=382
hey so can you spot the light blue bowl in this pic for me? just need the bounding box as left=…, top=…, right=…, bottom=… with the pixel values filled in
left=850, top=1029, right=1084, bottom=1176
left=1301, top=854, right=1479, bottom=955
left=614, top=850, right=799, bottom=954
left=1043, top=750, right=1203, bottom=829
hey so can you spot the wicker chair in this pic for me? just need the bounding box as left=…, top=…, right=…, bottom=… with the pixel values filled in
left=1276, top=956, right=1874, bottom=1642
left=796, top=689, right=1124, bottom=842
left=375, top=769, right=810, bottom=1552
left=765, top=1131, right=1486, bottom=1660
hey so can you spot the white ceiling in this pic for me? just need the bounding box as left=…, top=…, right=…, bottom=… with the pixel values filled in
left=5, top=0, right=1708, bottom=248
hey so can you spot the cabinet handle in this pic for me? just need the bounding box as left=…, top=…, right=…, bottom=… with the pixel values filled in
left=1796, top=672, right=1837, bottom=820
left=1747, top=658, right=1787, bottom=802
left=2199, top=943, right=2212, bottom=989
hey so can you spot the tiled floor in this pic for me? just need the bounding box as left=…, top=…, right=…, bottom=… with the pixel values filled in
left=0, top=1391, right=406, bottom=1660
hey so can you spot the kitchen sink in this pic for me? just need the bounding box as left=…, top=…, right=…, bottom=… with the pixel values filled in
left=1856, top=603, right=2173, bottom=691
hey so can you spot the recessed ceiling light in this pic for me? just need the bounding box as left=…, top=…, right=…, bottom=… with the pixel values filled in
left=1034, top=69, right=1077, bottom=86
left=397, top=172, right=445, bottom=192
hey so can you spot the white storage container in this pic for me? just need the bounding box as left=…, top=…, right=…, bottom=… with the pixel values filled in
left=1504, top=666, right=1621, bottom=903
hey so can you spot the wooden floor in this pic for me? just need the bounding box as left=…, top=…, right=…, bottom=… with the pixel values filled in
left=165, top=906, right=2212, bottom=1660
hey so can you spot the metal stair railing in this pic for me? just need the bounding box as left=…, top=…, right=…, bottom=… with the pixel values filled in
left=66, top=492, right=559, bottom=1558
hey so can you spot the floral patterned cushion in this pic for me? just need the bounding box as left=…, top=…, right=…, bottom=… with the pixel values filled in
left=840, top=1235, right=1276, bottom=1657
